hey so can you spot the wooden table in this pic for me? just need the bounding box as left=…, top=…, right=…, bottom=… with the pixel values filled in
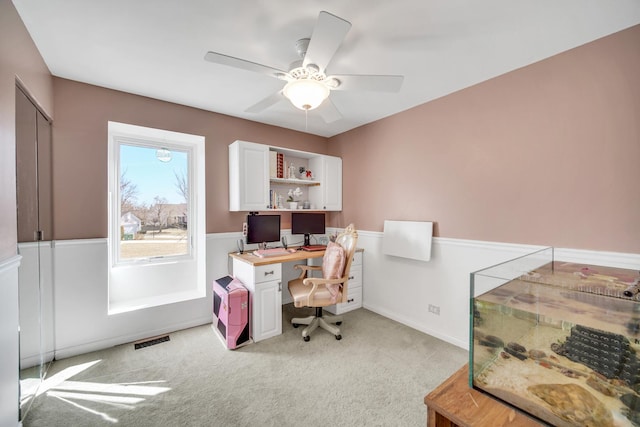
left=424, top=364, right=543, bottom=427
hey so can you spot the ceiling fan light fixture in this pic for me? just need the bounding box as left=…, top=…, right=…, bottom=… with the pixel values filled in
left=325, top=77, right=341, bottom=89
left=305, top=63, right=320, bottom=74
left=283, top=78, right=330, bottom=110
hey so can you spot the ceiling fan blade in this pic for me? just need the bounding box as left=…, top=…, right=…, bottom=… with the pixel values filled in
left=329, top=74, right=404, bottom=92
left=244, top=90, right=285, bottom=113
left=317, top=98, right=342, bottom=123
left=204, top=51, right=285, bottom=78
left=303, top=11, right=351, bottom=73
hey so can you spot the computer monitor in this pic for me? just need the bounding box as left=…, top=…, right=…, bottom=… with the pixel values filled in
left=291, top=212, right=325, bottom=246
left=246, top=214, right=281, bottom=246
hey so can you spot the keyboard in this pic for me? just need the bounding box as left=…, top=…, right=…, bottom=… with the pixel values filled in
left=301, top=245, right=326, bottom=252
left=253, top=248, right=292, bottom=258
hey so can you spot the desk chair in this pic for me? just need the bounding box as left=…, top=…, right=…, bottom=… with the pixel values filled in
left=288, top=224, right=358, bottom=341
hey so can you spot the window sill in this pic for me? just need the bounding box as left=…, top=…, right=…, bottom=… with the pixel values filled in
left=108, top=289, right=206, bottom=315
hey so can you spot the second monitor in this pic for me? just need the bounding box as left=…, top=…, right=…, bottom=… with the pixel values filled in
left=291, top=212, right=325, bottom=247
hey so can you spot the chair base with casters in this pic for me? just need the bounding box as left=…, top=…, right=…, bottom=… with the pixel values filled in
left=291, top=307, right=343, bottom=342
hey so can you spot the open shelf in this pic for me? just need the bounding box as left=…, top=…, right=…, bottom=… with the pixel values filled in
left=269, top=178, right=320, bottom=186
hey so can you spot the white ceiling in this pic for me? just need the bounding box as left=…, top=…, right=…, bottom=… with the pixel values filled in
left=13, top=0, right=640, bottom=137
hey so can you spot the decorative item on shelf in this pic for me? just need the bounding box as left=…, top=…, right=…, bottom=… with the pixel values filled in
left=289, top=163, right=297, bottom=179
left=305, top=169, right=313, bottom=180
left=298, top=166, right=306, bottom=179
left=287, top=187, right=303, bottom=209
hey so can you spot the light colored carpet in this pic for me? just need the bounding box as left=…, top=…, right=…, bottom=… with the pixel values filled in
left=23, top=306, right=468, bottom=426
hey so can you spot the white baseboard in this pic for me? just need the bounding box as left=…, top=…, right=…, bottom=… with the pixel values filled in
left=55, top=316, right=213, bottom=360
left=363, top=302, right=468, bottom=349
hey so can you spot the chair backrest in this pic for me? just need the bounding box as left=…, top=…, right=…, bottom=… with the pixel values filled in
left=333, top=224, right=358, bottom=304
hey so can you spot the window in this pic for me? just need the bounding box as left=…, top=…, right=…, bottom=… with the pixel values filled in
left=107, top=122, right=205, bottom=313
left=118, top=143, right=189, bottom=263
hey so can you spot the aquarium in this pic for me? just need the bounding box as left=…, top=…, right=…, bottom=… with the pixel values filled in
left=471, top=247, right=640, bottom=427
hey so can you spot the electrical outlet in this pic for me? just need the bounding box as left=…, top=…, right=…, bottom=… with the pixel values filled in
left=242, top=222, right=247, bottom=236
left=428, top=304, right=440, bottom=315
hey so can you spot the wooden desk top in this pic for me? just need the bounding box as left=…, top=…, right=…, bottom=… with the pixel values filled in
left=230, top=247, right=364, bottom=267
left=424, top=364, right=542, bottom=426
left=229, top=247, right=326, bottom=266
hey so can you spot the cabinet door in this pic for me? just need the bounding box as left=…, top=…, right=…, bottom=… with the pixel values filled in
left=321, top=156, right=342, bottom=210
left=308, top=155, right=342, bottom=211
left=253, top=280, right=282, bottom=342
left=310, top=156, right=342, bottom=211
left=229, top=141, right=269, bottom=211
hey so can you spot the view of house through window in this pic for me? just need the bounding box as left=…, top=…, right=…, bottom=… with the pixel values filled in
left=118, top=144, right=190, bottom=261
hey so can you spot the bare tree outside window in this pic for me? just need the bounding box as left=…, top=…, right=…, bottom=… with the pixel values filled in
left=149, top=196, right=169, bottom=233
left=174, top=170, right=188, bottom=230
left=174, top=170, right=188, bottom=203
left=120, top=168, right=138, bottom=214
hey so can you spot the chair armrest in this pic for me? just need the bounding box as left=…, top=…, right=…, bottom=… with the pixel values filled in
left=294, top=264, right=322, bottom=279
left=302, top=276, right=345, bottom=287
left=302, top=276, right=346, bottom=304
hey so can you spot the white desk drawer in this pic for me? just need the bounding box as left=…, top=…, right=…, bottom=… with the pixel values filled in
left=346, top=268, right=362, bottom=288
left=351, top=252, right=362, bottom=266
left=254, top=264, right=281, bottom=284
left=343, top=286, right=362, bottom=308
left=326, top=284, right=362, bottom=314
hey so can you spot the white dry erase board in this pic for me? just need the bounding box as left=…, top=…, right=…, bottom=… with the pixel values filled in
left=382, top=220, right=433, bottom=261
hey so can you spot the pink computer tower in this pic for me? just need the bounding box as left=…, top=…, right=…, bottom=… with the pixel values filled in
left=213, top=276, right=250, bottom=349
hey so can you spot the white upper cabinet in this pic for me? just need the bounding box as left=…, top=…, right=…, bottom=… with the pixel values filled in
left=309, top=155, right=342, bottom=210
left=229, top=141, right=270, bottom=211
left=229, top=140, right=342, bottom=212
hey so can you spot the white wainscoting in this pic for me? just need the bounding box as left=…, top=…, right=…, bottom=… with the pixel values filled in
left=31, top=231, right=303, bottom=360
left=20, top=231, right=640, bottom=362
left=52, top=236, right=237, bottom=359
left=357, top=231, right=640, bottom=350
left=0, top=255, right=21, bottom=427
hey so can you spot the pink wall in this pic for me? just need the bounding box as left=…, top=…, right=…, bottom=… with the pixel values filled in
left=30, top=17, right=640, bottom=253
left=330, top=25, right=640, bottom=253
left=52, top=78, right=328, bottom=239
left=0, top=1, right=53, bottom=260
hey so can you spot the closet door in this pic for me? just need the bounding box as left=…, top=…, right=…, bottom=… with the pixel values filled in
left=36, top=107, right=52, bottom=241
left=15, top=87, right=39, bottom=243
left=15, top=85, right=53, bottom=419
left=16, top=88, right=52, bottom=242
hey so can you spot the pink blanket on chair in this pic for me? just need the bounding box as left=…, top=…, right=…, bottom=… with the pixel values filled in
left=322, top=242, right=346, bottom=303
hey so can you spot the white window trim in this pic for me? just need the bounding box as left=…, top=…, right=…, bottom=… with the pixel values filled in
left=107, top=121, right=206, bottom=314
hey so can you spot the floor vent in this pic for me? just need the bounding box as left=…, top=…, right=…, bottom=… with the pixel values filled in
left=134, top=335, right=170, bottom=350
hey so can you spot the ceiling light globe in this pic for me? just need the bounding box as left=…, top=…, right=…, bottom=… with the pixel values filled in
left=155, top=148, right=172, bottom=162
left=283, top=79, right=330, bottom=111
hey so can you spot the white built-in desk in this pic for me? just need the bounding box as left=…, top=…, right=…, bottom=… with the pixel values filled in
left=229, top=248, right=363, bottom=342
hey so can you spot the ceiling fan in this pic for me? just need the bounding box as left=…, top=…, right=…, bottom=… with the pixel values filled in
left=204, top=11, right=404, bottom=123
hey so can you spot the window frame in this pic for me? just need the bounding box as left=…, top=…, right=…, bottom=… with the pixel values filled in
left=112, top=137, right=193, bottom=266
